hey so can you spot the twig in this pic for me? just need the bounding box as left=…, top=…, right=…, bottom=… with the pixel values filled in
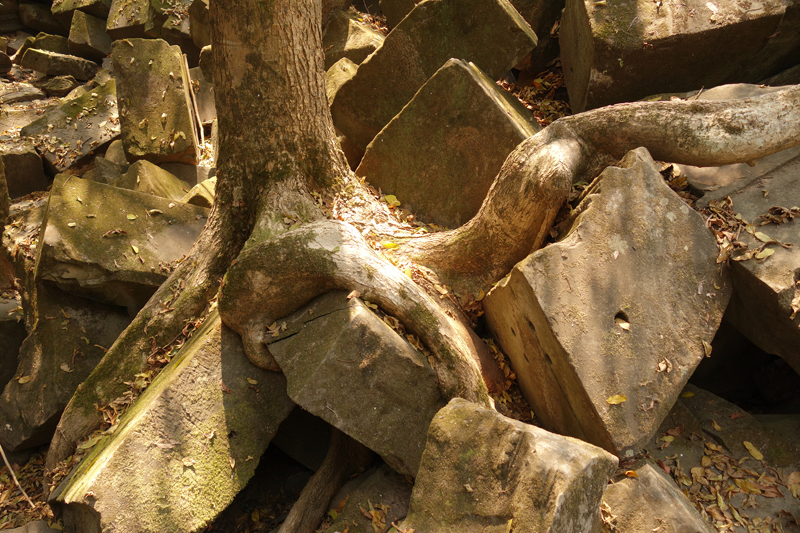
left=0, top=442, right=35, bottom=508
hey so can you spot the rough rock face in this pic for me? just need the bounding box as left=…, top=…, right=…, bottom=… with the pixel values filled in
left=49, top=311, right=295, bottom=533
left=401, top=398, right=618, bottom=533
left=0, top=285, right=131, bottom=452
left=560, top=0, right=800, bottom=112
left=322, top=9, right=385, bottom=69
left=0, top=139, right=48, bottom=198
left=68, top=10, right=112, bottom=60
left=113, top=159, right=191, bottom=201
left=19, top=48, right=99, bottom=80
left=267, top=291, right=444, bottom=477
left=105, top=0, right=157, bottom=40
left=35, top=175, right=208, bottom=313
left=601, top=462, right=716, bottom=533
left=112, top=38, right=200, bottom=165
left=331, top=0, right=537, bottom=151
left=484, top=148, right=731, bottom=456
left=356, top=58, right=540, bottom=228
left=20, top=79, right=119, bottom=174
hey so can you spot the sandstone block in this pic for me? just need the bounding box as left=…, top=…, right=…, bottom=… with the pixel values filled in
left=402, top=398, right=618, bottom=532
left=484, top=148, right=731, bottom=456
left=68, top=10, right=112, bottom=60
left=20, top=48, right=99, bottom=80
left=113, top=38, right=200, bottom=165
left=0, top=139, right=48, bottom=198
left=560, top=0, right=800, bottom=112
left=322, top=9, right=385, bottom=69
left=113, top=159, right=191, bottom=201
left=105, top=0, right=158, bottom=40
left=331, top=0, right=538, bottom=151
left=356, top=58, right=539, bottom=228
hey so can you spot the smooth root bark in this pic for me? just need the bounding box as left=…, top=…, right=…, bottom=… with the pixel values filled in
left=218, top=219, right=492, bottom=407
left=278, top=428, right=373, bottom=533
left=402, top=85, right=800, bottom=296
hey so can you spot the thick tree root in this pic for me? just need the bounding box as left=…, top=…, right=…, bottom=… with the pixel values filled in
left=218, top=219, right=493, bottom=406
left=401, top=85, right=800, bottom=296
left=278, top=428, right=373, bottom=533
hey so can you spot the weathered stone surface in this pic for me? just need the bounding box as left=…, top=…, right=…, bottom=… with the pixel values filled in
left=34, top=75, right=81, bottom=97
left=323, top=464, right=413, bottom=533
left=762, top=63, right=800, bottom=86
left=18, top=4, right=66, bottom=36
left=50, top=0, right=112, bottom=24
left=31, top=32, right=70, bottom=55
left=561, top=0, right=800, bottom=112
left=1, top=520, right=60, bottom=533
left=180, top=175, right=215, bottom=207
left=103, top=138, right=129, bottom=169
left=106, top=0, right=158, bottom=40
left=484, top=148, right=731, bottom=456
left=356, top=59, right=539, bottom=228
left=601, top=462, right=715, bottom=533
left=20, top=79, right=118, bottom=173
left=0, top=52, right=11, bottom=74
left=68, top=10, right=112, bottom=60
left=0, top=285, right=131, bottom=452
left=49, top=310, right=295, bottom=533
left=20, top=48, right=99, bottom=80
left=188, top=0, right=210, bottom=48
left=267, top=291, right=444, bottom=476
left=113, top=159, right=191, bottom=201
left=113, top=38, right=200, bottom=165
left=0, top=297, right=25, bottom=393
left=379, top=0, right=416, bottom=28
left=402, top=398, right=618, bottom=533
left=160, top=162, right=215, bottom=186
left=0, top=81, right=46, bottom=105
left=331, top=0, right=538, bottom=151
left=322, top=9, right=384, bottom=70
left=687, top=136, right=800, bottom=375
left=82, top=154, right=124, bottom=183
left=0, top=139, right=48, bottom=198
left=35, top=174, right=208, bottom=312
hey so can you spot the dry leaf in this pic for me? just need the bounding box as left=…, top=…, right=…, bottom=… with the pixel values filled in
left=702, top=340, right=713, bottom=358
left=380, top=241, right=399, bottom=249
left=755, top=247, right=775, bottom=260
left=615, top=317, right=630, bottom=330
left=346, top=290, right=361, bottom=300
left=680, top=391, right=695, bottom=398
left=743, top=441, right=764, bottom=461
left=127, top=214, right=137, bottom=220
left=246, top=378, right=258, bottom=385
left=17, top=375, right=31, bottom=384
left=712, top=420, right=722, bottom=431
left=607, top=394, right=627, bottom=405
left=624, top=470, right=639, bottom=478
left=60, top=363, right=73, bottom=373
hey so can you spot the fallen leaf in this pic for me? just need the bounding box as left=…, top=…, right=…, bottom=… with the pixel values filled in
left=131, top=244, right=139, bottom=254
left=661, top=435, right=674, bottom=442
left=17, top=375, right=31, bottom=384
left=67, top=222, right=77, bottom=228
left=615, top=317, right=630, bottom=330
left=464, top=483, right=474, bottom=493
left=246, top=378, right=258, bottom=385
left=702, top=340, right=713, bottom=358
left=743, top=441, right=763, bottom=461
left=182, top=457, right=196, bottom=467
left=346, top=290, right=361, bottom=300
left=712, top=420, right=722, bottom=431
left=607, top=394, right=627, bottom=405
left=680, top=391, right=695, bottom=398
left=666, top=425, right=683, bottom=436
left=60, top=363, right=73, bottom=373
left=755, top=247, right=775, bottom=260
left=380, top=241, right=399, bottom=249
left=754, top=231, right=774, bottom=243
left=77, top=434, right=103, bottom=450
left=127, top=214, right=137, bottom=220
left=624, top=470, right=639, bottom=478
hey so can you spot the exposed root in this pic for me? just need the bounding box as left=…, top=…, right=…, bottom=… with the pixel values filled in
left=277, top=428, right=373, bottom=533
left=399, top=85, right=800, bottom=296
left=218, top=219, right=493, bottom=406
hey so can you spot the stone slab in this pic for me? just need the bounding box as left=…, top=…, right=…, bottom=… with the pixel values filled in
left=331, top=0, right=538, bottom=151
left=0, top=285, right=131, bottom=452
left=51, top=0, right=112, bottom=24
left=113, top=159, right=191, bottom=201
left=0, top=139, right=48, bottom=198
left=0, top=81, right=46, bottom=105
left=0, top=296, right=25, bottom=393
left=113, top=38, right=200, bottom=165
left=401, top=398, right=618, bottom=533
left=267, top=290, right=445, bottom=477
left=50, top=310, right=295, bottom=533
left=105, top=0, right=158, bottom=40
left=68, top=10, right=112, bottom=60
left=20, top=78, right=118, bottom=173
left=35, top=174, right=208, bottom=312
left=484, top=148, right=731, bottom=456
left=20, top=48, right=99, bottom=80
left=356, top=58, right=540, bottom=228
left=560, top=0, right=800, bottom=112
left=322, top=9, right=384, bottom=70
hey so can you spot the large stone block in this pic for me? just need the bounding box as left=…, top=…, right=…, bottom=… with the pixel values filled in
left=0, top=297, right=25, bottom=393
left=267, top=291, right=444, bottom=476
left=113, top=159, right=191, bottom=201
left=20, top=79, right=119, bottom=173
left=322, top=9, right=385, bottom=69
left=331, top=0, right=538, bottom=152
left=50, top=310, right=295, bottom=533
left=484, top=148, right=731, bottom=456
left=356, top=58, right=539, bottom=228
left=401, top=398, right=618, bottom=532
left=35, top=174, right=208, bottom=312
left=50, top=0, right=111, bottom=25
left=0, top=139, right=48, bottom=198
left=105, top=0, right=158, bottom=40
left=19, top=47, right=99, bottom=80
left=113, top=38, right=200, bottom=165
left=68, top=10, right=112, bottom=60
left=0, top=285, right=131, bottom=452
left=561, top=0, right=800, bottom=112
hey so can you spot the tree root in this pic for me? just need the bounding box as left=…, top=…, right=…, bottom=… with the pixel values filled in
left=218, top=219, right=493, bottom=406
left=401, top=85, right=800, bottom=296
left=278, top=428, right=373, bottom=533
